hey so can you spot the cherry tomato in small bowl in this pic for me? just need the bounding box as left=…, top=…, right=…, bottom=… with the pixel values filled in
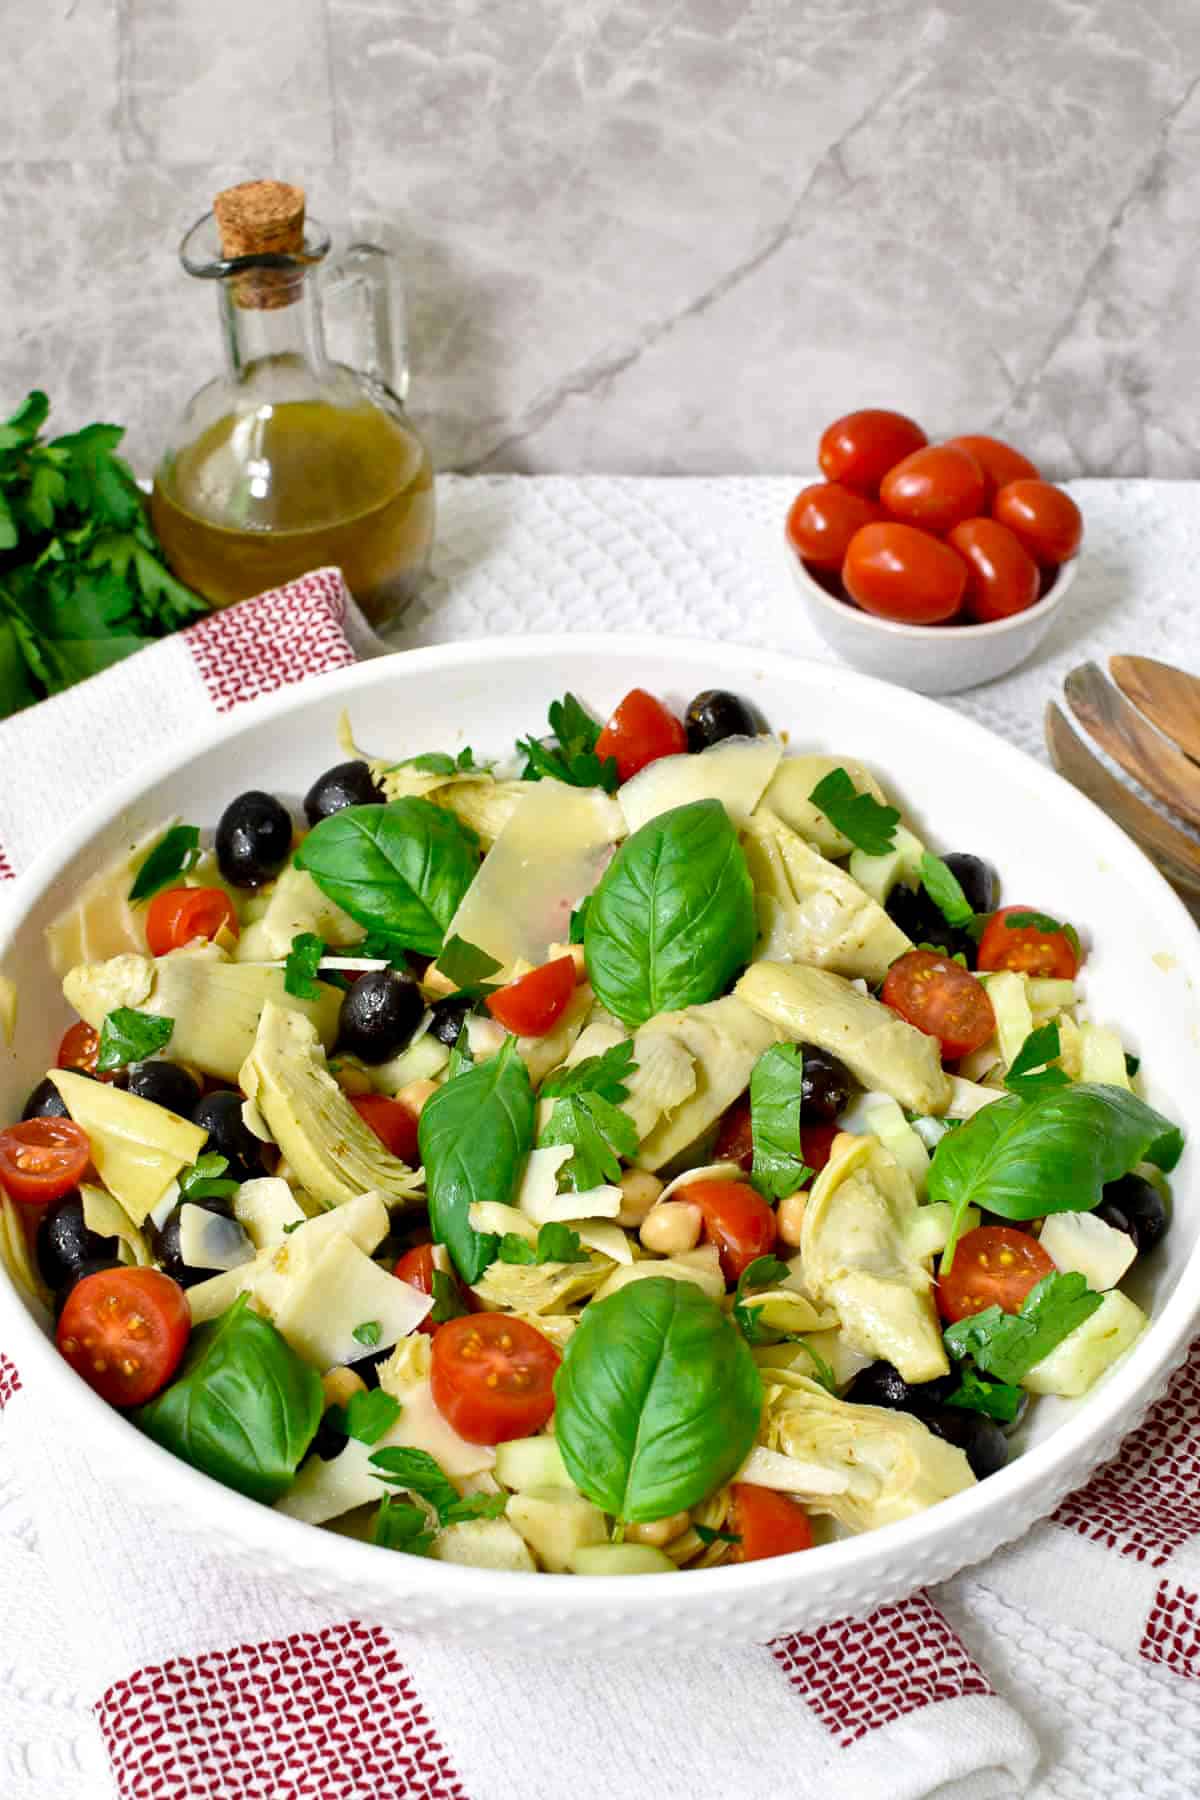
left=430, top=1313, right=560, bottom=1444
left=993, top=480, right=1083, bottom=566
left=880, top=444, right=986, bottom=537
left=683, top=1178, right=777, bottom=1282
left=0, top=1117, right=91, bottom=1205
left=56, top=1265, right=191, bottom=1407
left=594, top=688, right=686, bottom=784
left=943, top=435, right=1040, bottom=505
left=818, top=409, right=927, bottom=496
left=947, top=518, right=1040, bottom=624
left=842, top=522, right=967, bottom=624
left=881, top=949, right=995, bottom=1058
left=146, top=886, right=239, bottom=957
left=936, top=1225, right=1054, bottom=1324
left=976, top=905, right=1081, bottom=978
left=486, top=956, right=576, bottom=1038
left=786, top=482, right=885, bottom=573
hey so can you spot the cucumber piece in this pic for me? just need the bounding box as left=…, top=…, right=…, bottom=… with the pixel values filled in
left=906, top=1202, right=981, bottom=1261
left=984, top=970, right=1033, bottom=1069
left=494, top=1436, right=574, bottom=1493
left=848, top=826, right=925, bottom=905
left=1079, top=1024, right=1132, bottom=1090
left=1038, top=1210, right=1137, bottom=1291
left=1021, top=1290, right=1147, bottom=1397
left=372, top=1033, right=449, bottom=1092
left=859, top=1095, right=930, bottom=1192
left=430, top=1517, right=537, bottom=1571
left=1026, top=978, right=1077, bottom=1019
left=507, top=1487, right=608, bottom=1572
left=568, top=1543, right=678, bottom=1575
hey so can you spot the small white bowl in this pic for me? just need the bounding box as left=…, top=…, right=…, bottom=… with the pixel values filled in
left=785, top=537, right=1078, bottom=696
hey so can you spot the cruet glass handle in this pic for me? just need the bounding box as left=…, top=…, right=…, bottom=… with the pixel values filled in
left=323, top=242, right=409, bottom=403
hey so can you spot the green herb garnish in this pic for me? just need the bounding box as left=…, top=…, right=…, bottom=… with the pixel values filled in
left=748, top=1043, right=814, bottom=1201
left=538, top=1040, right=638, bottom=1191
left=919, top=853, right=975, bottom=929
left=95, top=1006, right=174, bottom=1072
left=807, top=767, right=899, bottom=855
left=944, top=1272, right=1103, bottom=1384
left=944, top=1365, right=1024, bottom=1424
left=517, top=693, right=619, bottom=793
left=1004, top=1022, right=1070, bottom=1102
left=1003, top=911, right=1082, bottom=959
left=284, top=931, right=326, bottom=1000
left=695, top=1524, right=742, bottom=1547
left=352, top=1320, right=382, bottom=1348
left=435, top=934, right=502, bottom=997
left=326, top=1389, right=402, bottom=1446
left=429, top=1270, right=468, bottom=1324
left=497, top=1222, right=589, bottom=1266
left=178, top=1153, right=240, bottom=1203
left=128, top=824, right=202, bottom=902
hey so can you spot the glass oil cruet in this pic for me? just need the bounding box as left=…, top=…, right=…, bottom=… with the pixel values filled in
left=151, top=180, right=435, bottom=629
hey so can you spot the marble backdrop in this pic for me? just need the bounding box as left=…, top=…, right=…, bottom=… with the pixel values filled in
left=2, top=0, right=1199, bottom=479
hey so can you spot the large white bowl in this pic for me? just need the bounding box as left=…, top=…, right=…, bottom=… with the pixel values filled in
left=2, top=635, right=1197, bottom=1652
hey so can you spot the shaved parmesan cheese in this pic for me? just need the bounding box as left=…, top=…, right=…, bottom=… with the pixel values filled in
left=233, top=1177, right=306, bottom=1248
left=573, top=1220, right=634, bottom=1263
left=561, top=1021, right=627, bottom=1069
left=736, top=1445, right=853, bottom=1497
left=618, top=738, right=782, bottom=835
left=469, top=1200, right=536, bottom=1241
left=445, top=781, right=624, bottom=974
left=525, top=1184, right=623, bottom=1228
left=658, top=1160, right=744, bottom=1204
left=149, top=1179, right=181, bottom=1232
left=185, top=1191, right=391, bottom=1325
left=186, top=1262, right=257, bottom=1325
left=178, top=1204, right=256, bottom=1274
left=384, top=1379, right=498, bottom=1479
left=240, top=1098, right=275, bottom=1143
left=946, top=1076, right=1007, bottom=1119
left=272, top=1232, right=432, bottom=1367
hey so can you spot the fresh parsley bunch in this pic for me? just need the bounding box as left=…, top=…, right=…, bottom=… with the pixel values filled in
left=0, top=391, right=207, bottom=718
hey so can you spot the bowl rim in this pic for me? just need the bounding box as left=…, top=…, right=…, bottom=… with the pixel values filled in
left=1, top=630, right=1195, bottom=1619
left=784, top=529, right=1079, bottom=641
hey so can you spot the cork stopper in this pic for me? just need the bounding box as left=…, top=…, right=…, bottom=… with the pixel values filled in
left=213, top=179, right=306, bottom=310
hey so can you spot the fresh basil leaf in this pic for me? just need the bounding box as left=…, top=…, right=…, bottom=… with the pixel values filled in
left=326, top=1389, right=402, bottom=1446
left=284, top=931, right=326, bottom=1000
left=134, top=1296, right=322, bottom=1503
left=554, top=1276, right=763, bottom=1521
left=944, top=1272, right=1103, bottom=1384
left=930, top=1082, right=1183, bottom=1264
left=541, top=1039, right=635, bottom=1103
left=128, top=823, right=201, bottom=902
left=95, top=1005, right=174, bottom=1073
left=373, top=1496, right=436, bottom=1555
left=1002, top=910, right=1082, bottom=959
left=695, top=1524, right=742, bottom=1546
left=429, top=1269, right=468, bottom=1324
left=178, top=1153, right=240, bottom=1202
left=568, top=897, right=591, bottom=945
left=498, top=1232, right=537, bottom=1265
left=391, top=746, right=482, bottom=777
left=920, top=853, right=976, bottom=929
left=352, top=1320, right=382, bottom=1348
left=371, top=1445, right=460, bottom=1513
left=517, top=692, right=618, bottom=792
left=535, top=1221, right=588, bottom=1264
left=944, top=1365, right=1024, bottom=1423
left=295, top=798, right=480, bottom=956
left=749, top=1043, right=812, bottom=1201
left=807, top=768, right=899, bottom=856
left=435, top=934, right=502, bottom=997
left=357, top=931, right=412, bottom=970
left=584, top=799, right=756, bottom=1027
left=735, top=1255, right=793, bottom=1299
left=418, top=1036, right=534, bottom=1282
left=1004, top=1022, right=1070, bottom=1102
left=446, top=1022, right=475, bottom=1081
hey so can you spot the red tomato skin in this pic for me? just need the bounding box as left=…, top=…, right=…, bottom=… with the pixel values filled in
left=976, top=906, right=1080, bottom=979
left=880, top=445, right=986, bottom=536
left=800, top=1122, right=840, bottom=1174
left=595, top=689, right=687, bottom=784
left=486, top=956, right=576, bottom=1038
left=944, top=435, right=1040, bottom=505
left=818, top=411, right=928, bottom=496
left=146, top=887, right=239, bottom=957
left=842, top=522, right=967, bottom=625
left=430, top=1313, right=560, bottom=1444
left=56, top=1021, right=100, bottom=1076
left=394, top=1242, right=440, bottom=1337
left=786, top=482, right=886, bottom=572
left=731, top=1483, right=814, bottom=1561
left=714, top=1097, right=754, bottom=1172
left=947, top=518, right=1040, bottom=624
left=683, top=1179, right=777, bottom=1282
left=993, top=481, right=1083, bottom=566
left=0, top=1118, right=91, bottom=1205
left=936, top=1225, right=1054, bottom=1324
left=57, top=1266, right=190, bottom=1407
left=881, top=950, right=995, bottom=1058
left=351, top=1094, right=420, bottom=1164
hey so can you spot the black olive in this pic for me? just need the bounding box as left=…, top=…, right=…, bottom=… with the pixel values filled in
left=308, top=1410, right=349, bottom=1462
left=215, top=790, right=293, bottom=888
left=428, top=993, right=475, bottom=1048
left=114, top=1060, right=202, bottom=1116
left=844, top=1359, right=956, bottom=1414
left=684, top=689, right=759, bottom=752
left=303, top=760, right=385, bottom=826
left=21, top=1076, right=72, bottom=1121
left=1097, top=1173, right=1168, bottom=1256
left=922, top=1405, right=1009, bottom=1480
left=153, top=1192, right=235, bottom=1288
left=941, top=853, right=998, bottom=916
left=885, top=882, right=975, bottom=964
left=53, top=1254, right=124, bottom=1318
left=799, top=1044, right=852, bottom=1122
left=191, top=1089, right=265, bottom=1182
left=36, top=1193, right=118, bottom=1291
left=336, top=968, right=424, bottom=1064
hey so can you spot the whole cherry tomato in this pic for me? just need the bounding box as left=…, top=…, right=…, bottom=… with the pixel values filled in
left=0, top=1118, right=91, bottom=1205
left=594, top=689, right=686, bottom=783
left=818, top=410, right=927, bottom=496
left=786, top=482, right=885, bottom=573
left=880, top=445, right=986, bottom=536
left=394, top=1242, right=446, bottom=1337
left=943, top=435, right=1040, bottom=505
left=936, top=1225, right=1054, bottom=1323
left=881, top=950, right=995, bottom=1058
left=993, top=481, right=1083, bottom=566
left=947, top=518, right=1040, bottom=624
left=486, top=956, right=576, bottom=1037
left=976, top=905, right=1080, bottom=978
left=842, top=522, right=966, bottom=624
left=146, top=887, right=239, bottom=956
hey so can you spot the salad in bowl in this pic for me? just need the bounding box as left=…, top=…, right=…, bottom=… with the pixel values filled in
left=0, top=680, right=1182, bottom=1578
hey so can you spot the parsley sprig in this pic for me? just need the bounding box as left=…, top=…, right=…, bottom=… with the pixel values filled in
left=517, top=693, right=619, bottom=793
left=370, top=1446, right=506, bottom=1555
left=807, top=767, right=899, bottom=856
left=944, top=1271, right=1103, bottom=1384
left=392, top=747, right=483, bottom=777
left=95, top=1006, right=174, bottom=1072
left=497, top=1221, right=589, bottom=1266
left=178, top=1153, right=240, bottom=1203
left=128, top=824, right=202, bottom=902
left=538, top=1041, right=638, bottom=1190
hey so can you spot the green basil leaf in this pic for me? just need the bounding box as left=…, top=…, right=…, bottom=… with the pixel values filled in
left=128, top=823, right=201, bottom=902
left=435, top=933, right=502, bottom=996
left=370, top=1445, right=461, bottom=1515
left=944, top=1365, right=1024, bottom=1423
left=944, top=1272, right=1103, bottom=1384
left=749, top=1043, right=811, bottom=1200
left=95, top=1005, right=174, bottom=1072
left=352, top=1320, right=382, bottom=1347
left=429, top=1269, right=468, bottom=1324
left=554, top=1276, right=762, bottom=1521
left=418, top=1037, right=534, bottom=1282
left=134, top=1296, right=322, bottom=1503
left=295, top=798, right=480, bottom=955
left=177, top=1153, right=240, bottom=1202
left=807, top=768, right=899, bottom=856
left=498, top=1232, right=537, bottom=1265
left=1004, top=1022, right=1070, bottom=1102
left=541, top=1039, right=635, bottom=1102
left=356, top=930, right=412, bottom=970
left=584, top=799, right=756, bottom=1027
left=327, top=1389, right=402, bottom=1446
left=446, top=1022, right=475, bottom=1081
left=284, top=931, right=326, bottom=1000
left=538, top=1088, right=638, bottom=1191
left=920, top=853, right=976, bottom=929
left=568, top=897, right=591, bottom=945
left=393, top=748, right=480, bottom=777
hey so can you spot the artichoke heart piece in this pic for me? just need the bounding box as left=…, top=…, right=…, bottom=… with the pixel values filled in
left=737, top=961, right=952, bottom=1117
left=49, top=1069, right=207, bottom=1225
left=472, top=1255, right=613, bottom=1315
left=630, top=995, right=784, bottom=1171
left=802, top=1136, right=948, bottom=1382
left=743, top=810, right=911, bottom=982
left=240, top=1003, right=423, bottom=1210
left=63, top=945, right=342, bottom=1084
left=235, top=865, right=364, bottom=962
left=752, top=1375, right=974, bottom=1531
left=44, top=823, right=164, bottom=976
left=757, top=756, right=893, bottom=857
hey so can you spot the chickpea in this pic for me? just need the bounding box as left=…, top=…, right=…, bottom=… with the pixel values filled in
left=776, top=1191, right=807, bottom=1248
left=395, top=1077, right=438, bottom=1116
left=640, top=1200, right=702, bottom=1256
left=616, top=1169, right=664, bottom=1228
left=321, top=1366, right=366, bottom=1410
left=421, top=966, right=458, bottom=1000
left=626, top=1510, right=690, bottom=1547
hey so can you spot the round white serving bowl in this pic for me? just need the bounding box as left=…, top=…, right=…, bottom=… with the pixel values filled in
left=785, top=537, right=1079, bottom=696
left=1, top=634, right=1196, bottom=1652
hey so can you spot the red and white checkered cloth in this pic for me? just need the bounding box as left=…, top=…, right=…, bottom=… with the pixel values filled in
left=0, top=564, right=1198, bottom=1799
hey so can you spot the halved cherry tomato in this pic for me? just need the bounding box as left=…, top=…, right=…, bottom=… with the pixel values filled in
left=352, top=1094, right=420, bottom=1164
left=993, top=480, right=1083, bottom=566
left=880, top=445, right=986, bottom=536
left=818, top=410, right=927, bottom=496
left=57, top=1021, right=100, bottom=1075
left=936, top=1224, right=1054, bottom=1324
left=595, top=688, right=687, bottom=783
left=800, top=1121, right=840, bottom=1174
left=786, top=482, right=885, bottom=572
left=944, top=435, right=1039, bottom=505
left=730, top=1483, right=814, bottom=1561
left=947, top=518, right=1040, bottom=624
left=684, top=1179, right=777, bottom=1283
left=714, top=1097, right=754, bottom=1171
left=394, top=1242, right=443, bottom=1337
left=881, top=950, right=995, bottom=1058
left=0, top=1118, right=91, bottom=1205
left=843, top=522, right=966, bottom=624
left=430, top=1313, right=560, bottom=1443
left=56, top=1265, right=190, bottom=1407
left=976, top=905, right=1080, bottom=978
left=146, top=886, right=239, bottom=956
left=487, top=956, right=576, bottom=1038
